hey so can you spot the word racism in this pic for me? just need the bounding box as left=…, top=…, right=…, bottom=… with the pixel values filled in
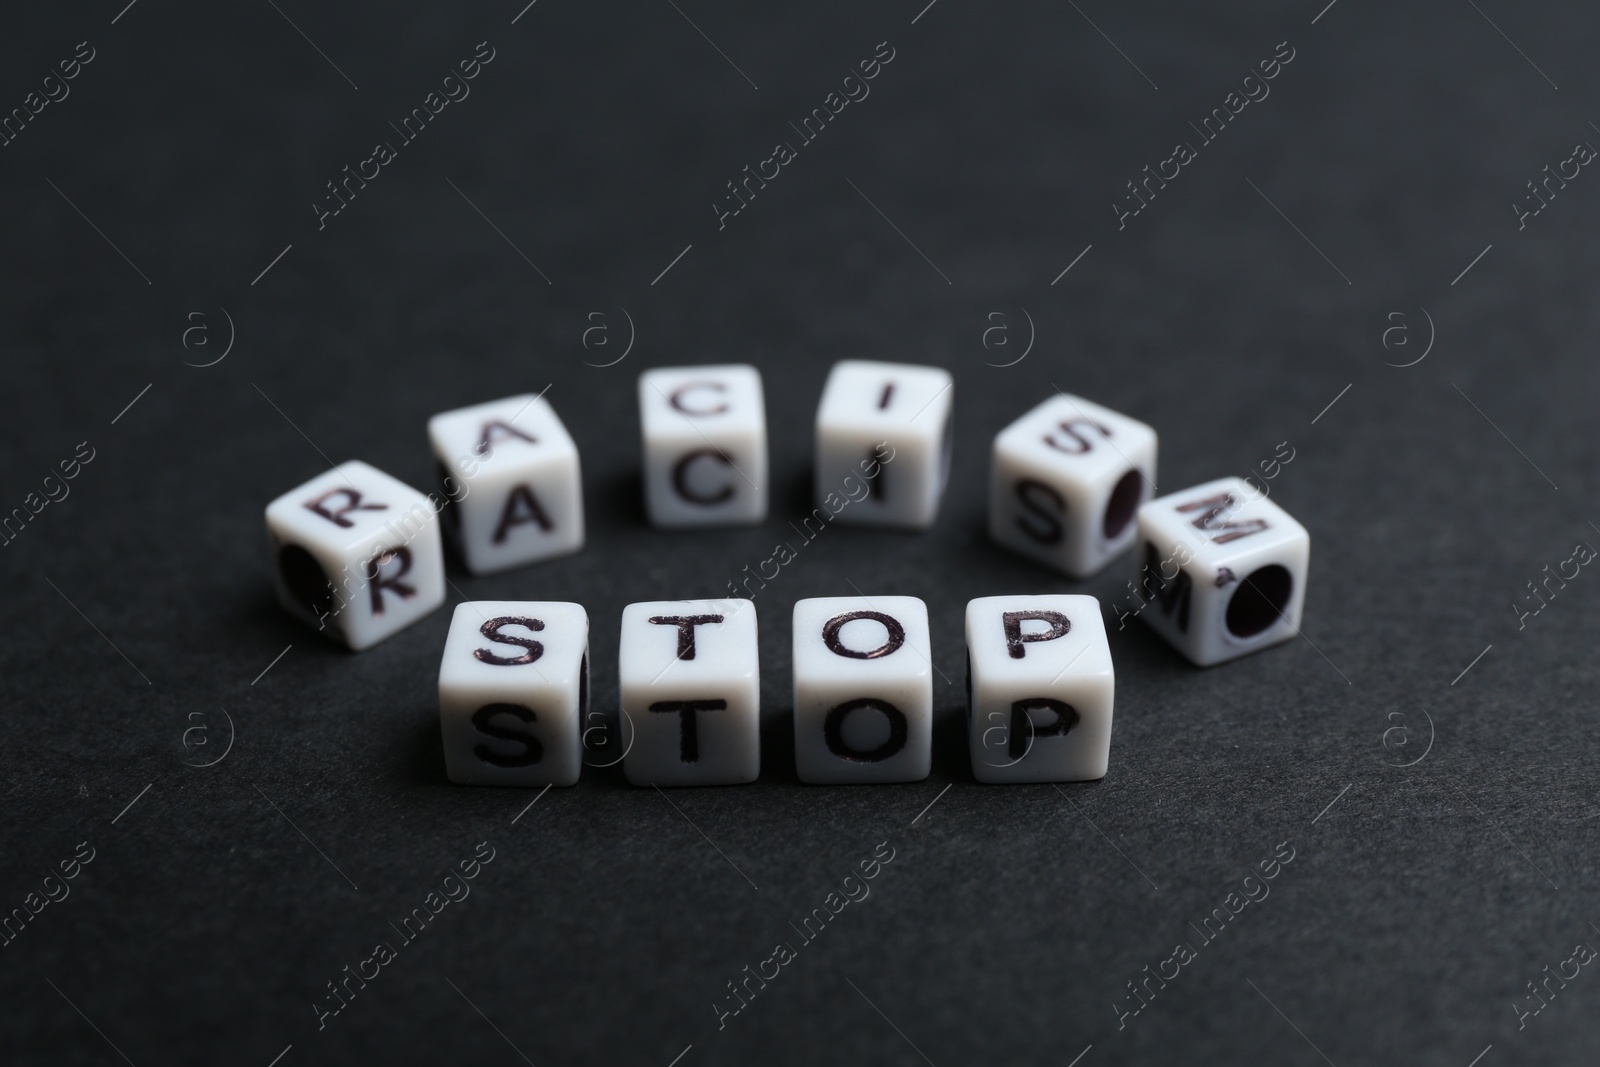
left=315, top=42, right=497, bottom=230
left=1514, top=138, right=1597, bottom=230
left=313, top=841, right=496, bottom=1029
left=1513, top=539, right=1596, bottom=630
left=1114, top=40, right=1296, bottom=230
left=1513, top=931, right=1599, bottom=1029
left=725, top=443, right=895, bottom=600
left=1, top=841, right=95, bottom=948
left=1, top=440, right=96, bottom=548
left=1, top=40, right=95, bottom=147
left=714, top=41, right=897, bottom=231
left=714, top=841, right=896, bottom=1029
left=1113, top=841, right=1295, bottom=1029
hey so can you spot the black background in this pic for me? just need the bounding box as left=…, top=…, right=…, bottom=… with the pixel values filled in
left=3, top=0, right=1599, bottom=1064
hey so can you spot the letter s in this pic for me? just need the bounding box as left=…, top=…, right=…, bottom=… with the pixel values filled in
left=470, top=704, right=542, bottom=767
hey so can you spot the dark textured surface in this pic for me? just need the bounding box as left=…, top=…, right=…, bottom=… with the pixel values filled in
left=3, top=1, right=1600, bottom=1063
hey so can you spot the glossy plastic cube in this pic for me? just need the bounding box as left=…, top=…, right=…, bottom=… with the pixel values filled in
left=966, top=594, right=1114, bottom=782
left=265, top=460, right=445, bottom=650
left=619, top=598, right=759, bottom=786
left=792, top=595, right=933, bottom=784
left=989, top=393, right=1157, bottom=577
left=638, top=365, right=767, bottom=527
left=814, top=360, right=953, bottom=528
left=439, top=601, right=588, bottom=786
left=428, top=393, right=583, bottom=575
left=1134, top=477, right=1310, bottom=666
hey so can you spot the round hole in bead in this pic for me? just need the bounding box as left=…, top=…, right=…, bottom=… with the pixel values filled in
left=1225, top=564, right=1293, bottom=639
left=1102, top=469, right=1143, bottom=540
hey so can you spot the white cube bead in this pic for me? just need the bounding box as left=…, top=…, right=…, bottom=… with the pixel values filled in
left=619, top=599, right=760, bottom=786
left=966, top=595, right=1114, bottom=783
left=792, top=595, right=933, bottom=784
left=427, top=393, right=584, bottom=575
left=989, top=394, right=1157, bottom=578
left=265, top=460, right=446, bottom=650
left=438, top=602, right=588, bottom=786
left=814, top=360, right=953, bottom=529
left=638, top=365, right=768, bottom=527
left=1134, top=477, right=1310, bottom=667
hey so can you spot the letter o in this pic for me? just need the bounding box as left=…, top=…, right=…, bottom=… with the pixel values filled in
left=823, top=698, right=908, bottom=762
left=821, top=611, right=904, bottom=659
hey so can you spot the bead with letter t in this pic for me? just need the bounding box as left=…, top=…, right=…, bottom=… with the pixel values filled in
left=428, top=393, right=584, bottom=576
left=438, top=602, right=589, bottom=786
left=1134, top=476, right=1310, bottom=666
left=792, top=596, right=933, bottom=784
left=264, top=460, right=445, bottom=650
left=638, top=365, right=768, bottom=527
left=619, top=599, right=760, bottom=786
left=966, top=595, right=1113, bottom=783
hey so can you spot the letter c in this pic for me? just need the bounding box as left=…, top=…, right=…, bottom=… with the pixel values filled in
left=672, top=450, right=736, bottom=504
left=669, top=381, right=729, bottom=416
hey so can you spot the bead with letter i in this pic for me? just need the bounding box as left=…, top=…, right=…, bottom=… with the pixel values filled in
left=814, top=360, right=952, bottom=529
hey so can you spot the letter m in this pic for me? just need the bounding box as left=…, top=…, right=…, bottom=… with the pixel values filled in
left=1175, top=491, right=1267, bottom=545
left=1139, top=542, right=1192, bottom=633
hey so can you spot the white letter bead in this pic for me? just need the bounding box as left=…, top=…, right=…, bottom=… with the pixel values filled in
left=966, top=595, right=1114, bottom=783
left=1134, top=477, right=1310, bottom=666
left=792, top=596, right=933, bottom=784
left=427, top=393, right=584, bottom=575
left=619, top=599, right=760, bottom=786
left=438, top=602, right=589, bottom=786
left=638, top=365, right=768, bottom=527
left=265, top=460, right=446, bottom=650
left=814, top=360, right=953, bottom=528
left=989, top=393, right=1157, bottom=578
